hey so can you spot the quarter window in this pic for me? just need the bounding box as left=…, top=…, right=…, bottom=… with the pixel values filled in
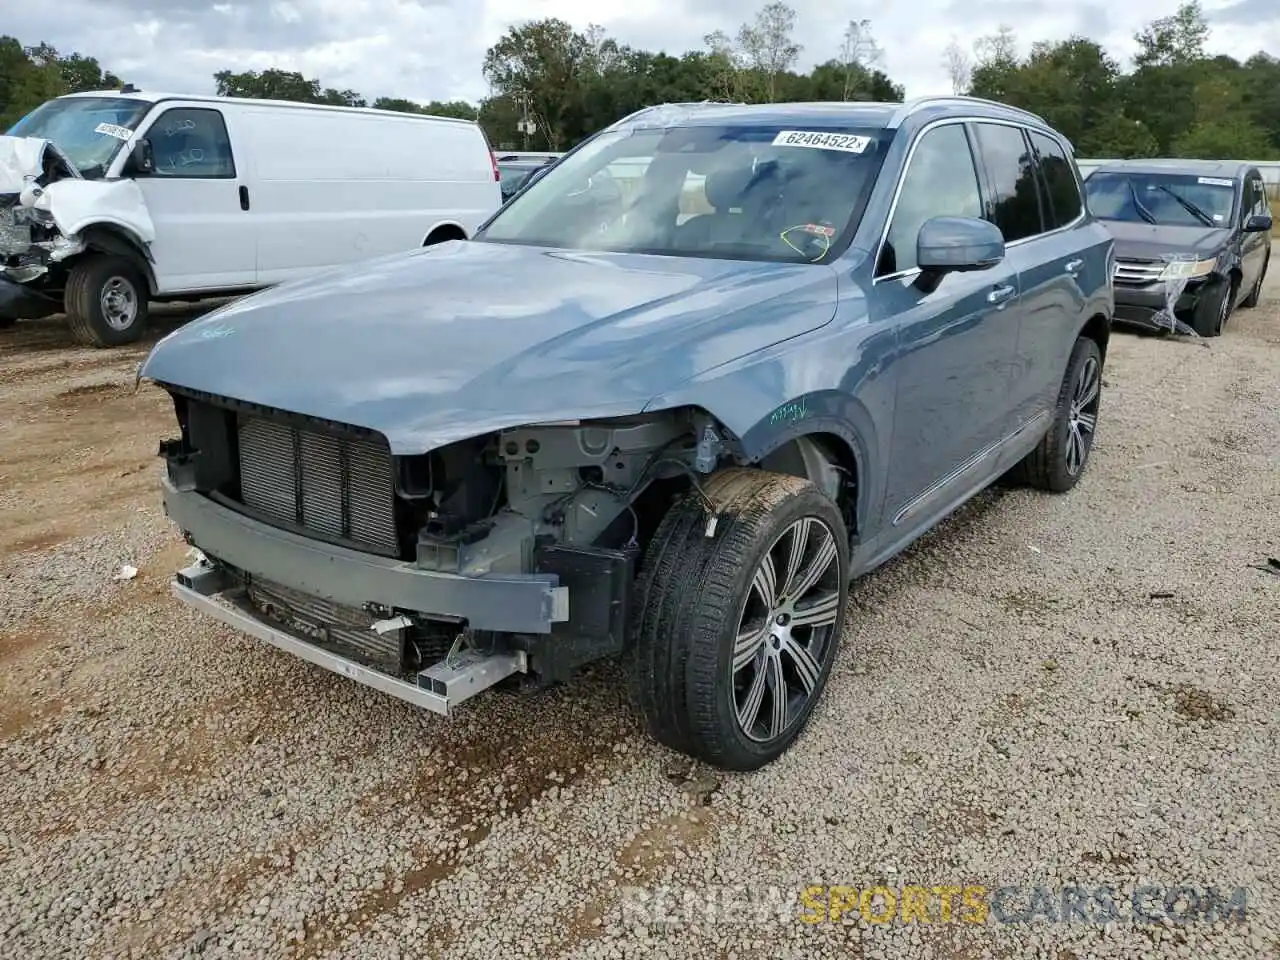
left=1029, top=131, right=1082, bottom=229
left=973, top=123, right=1043, bottom=242
left=878, top=123, right=983, bottom=276
left=145, top=108, right=235, bottom=178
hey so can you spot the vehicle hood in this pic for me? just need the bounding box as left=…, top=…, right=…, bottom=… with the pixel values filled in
left=0, top=135, right=153, bottom=247
left=140, top=240, right=839, bottom=454
left=1100, top=219, right=1231, bottom=261
left=0, top=135, right=80, bottom=191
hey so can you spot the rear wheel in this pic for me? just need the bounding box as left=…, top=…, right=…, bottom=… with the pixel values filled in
left=630, top=468, right=849, bottom=771
left=65, top=254, right=150, bottom=347
left=1008, top=336, right=1102, bottom=493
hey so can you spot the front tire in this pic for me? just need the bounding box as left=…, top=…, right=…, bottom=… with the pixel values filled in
left=1190, top=278, right=1233, bottom=337
left=65, top=254, right=150, bottom=347
left=1009, top=336, right=1102, bottom=493
left=630, top=468, right=849, bottom=771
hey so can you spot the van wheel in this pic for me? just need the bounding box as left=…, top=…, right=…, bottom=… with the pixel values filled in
left=1190, top=279, right=1232, bottom=337
left=65, top=254, right=150, bottom=347
left=630, top=468, right=849, bottom=772
left=1008, top=336, right=1102, bottom=493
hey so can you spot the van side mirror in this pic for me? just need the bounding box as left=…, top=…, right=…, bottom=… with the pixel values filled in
left=1244, top=213, right=1273, bottom=233
left=126, top=138, right=154, bottom=176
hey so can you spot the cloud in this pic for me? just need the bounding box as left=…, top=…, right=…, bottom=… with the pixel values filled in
left=6, top=0, right=1279, bottom=105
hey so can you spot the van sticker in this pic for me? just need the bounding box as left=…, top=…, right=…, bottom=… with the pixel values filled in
left=1197, top=177, right=1233, bottom=187
left=771, top=130, right=872, bottom=154
left=94, top=122, right=133, bottom=140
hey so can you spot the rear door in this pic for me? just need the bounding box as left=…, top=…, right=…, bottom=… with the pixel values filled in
left=875, top=120, right=1022, bottom=533
left=132, top=103, right=258, bottom=293
left=971, top=122, right=1089, bottom=431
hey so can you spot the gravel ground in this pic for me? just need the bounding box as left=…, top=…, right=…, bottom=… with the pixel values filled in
left=1, top=277, right=1278, bottom=960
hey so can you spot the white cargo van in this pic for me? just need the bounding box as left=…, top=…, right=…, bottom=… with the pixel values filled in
left=0, top=89, right=503, bottom=346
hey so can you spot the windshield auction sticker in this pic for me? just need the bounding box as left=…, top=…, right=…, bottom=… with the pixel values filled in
left=94, top=122, right=133, bottom=140
left=772, top=130, right=872, bottom=154
left=1197, top=177, right=1233, bottom=187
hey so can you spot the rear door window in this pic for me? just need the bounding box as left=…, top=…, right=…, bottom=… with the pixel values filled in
left=1029, top=131, right=1082, bottom=229
left=972, top=123, right=1044, bottom=243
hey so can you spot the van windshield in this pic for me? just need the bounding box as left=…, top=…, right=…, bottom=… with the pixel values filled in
left=1085, top=171, right=1237, bottom=229
left=477, top=124, right=888, bottom=264
left=8, top=97, right=151, bottom=179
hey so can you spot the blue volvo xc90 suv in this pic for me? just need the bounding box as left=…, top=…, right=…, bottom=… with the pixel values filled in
left=141, top=96, right=1115, bottom=770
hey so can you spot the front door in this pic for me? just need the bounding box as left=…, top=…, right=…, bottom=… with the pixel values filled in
left=874, top=120, right=1022, bottom=532
left=1240, top=174, right=1271, bottom=295
left=132, top=104, right=257, bottom=294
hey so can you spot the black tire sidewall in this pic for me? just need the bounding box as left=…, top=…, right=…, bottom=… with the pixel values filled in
left=694, top=484, right=849, bottom=769
left=1042, top=337, right=1103, bottom=492
left=69, top=256, right=149, bottom=347
left=1191, top=279, right=1231, bottom=337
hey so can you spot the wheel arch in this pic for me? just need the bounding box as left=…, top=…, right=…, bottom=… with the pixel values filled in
left=746, top=426, right=864, bottom=538
left=1078, top=311, right=1111, bottom=363
left=422, top=222, right=468, bottom=246
left=72, top=223, right=157, bottom=295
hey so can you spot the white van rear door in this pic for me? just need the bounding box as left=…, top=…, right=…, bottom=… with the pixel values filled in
left=132, top=103, right=258, bottom=294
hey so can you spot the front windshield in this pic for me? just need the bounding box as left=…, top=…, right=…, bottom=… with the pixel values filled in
left=478, top=124, right=887, bottom=263
left=1085, top=172, right=1237, bottom=229
left=7, top=96, right=150, bottom=178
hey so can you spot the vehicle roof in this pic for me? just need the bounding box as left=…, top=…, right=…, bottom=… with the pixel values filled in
left=607, top=96, right=1055, bottom=136
left=56, top=89, right=477, bottom=125
left=1091, top=158, right=1252, bottom=179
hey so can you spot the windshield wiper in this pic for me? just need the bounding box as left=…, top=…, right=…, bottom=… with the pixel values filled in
left=1153, top=185, right=1216, bottom=227
left=1125, top=179, right=1158, bottom=225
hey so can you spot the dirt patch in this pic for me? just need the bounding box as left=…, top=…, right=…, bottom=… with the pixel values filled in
left=1169, top=685, right=1235, bottom=723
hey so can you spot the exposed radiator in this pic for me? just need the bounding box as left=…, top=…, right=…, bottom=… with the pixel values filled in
left=236, top=415, right=399, bottom=555
left=245, top=575, right=403, bottom=673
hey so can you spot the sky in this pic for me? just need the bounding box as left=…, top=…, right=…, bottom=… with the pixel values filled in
left=7, top=0, right=1278, bottom=106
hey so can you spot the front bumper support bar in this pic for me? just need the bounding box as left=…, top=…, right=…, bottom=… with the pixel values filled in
left=172, top=562, right=526, bottom=715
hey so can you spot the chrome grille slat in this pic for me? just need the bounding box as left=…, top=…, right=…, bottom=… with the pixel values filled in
left=236, top=414, right=398, bottom=555
left=1113, top=258, right=1165, bottom=284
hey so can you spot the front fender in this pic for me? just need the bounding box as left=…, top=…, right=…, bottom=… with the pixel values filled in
left=34, top=178, right=155, bottom=245
left=645, top=315, right=899, bottom=538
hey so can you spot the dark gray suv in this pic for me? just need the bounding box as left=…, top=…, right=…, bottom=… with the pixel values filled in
left=140, top=96, right=1114, bottom=770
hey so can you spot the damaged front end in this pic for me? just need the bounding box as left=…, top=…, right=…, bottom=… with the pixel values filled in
left=0, top=138, right=84, bottom=319
left=0, top=135, right=152, bottom=321
left=156, top=388, right=730, bottom=714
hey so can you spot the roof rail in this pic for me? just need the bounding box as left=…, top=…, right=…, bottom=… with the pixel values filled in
left=887, top=95, right=1047, bottom=129
left=610, top=100, right=748, bottom=128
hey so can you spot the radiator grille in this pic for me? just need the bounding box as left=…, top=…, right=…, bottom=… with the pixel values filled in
left=245, top=575, right=404, bottom=673
left=236, top=415, right=399, bottom=555
left=1113, top=258, right=1166, bottom=284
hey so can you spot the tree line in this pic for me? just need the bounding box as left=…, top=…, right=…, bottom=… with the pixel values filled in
left=2, top=1, right=1277, bottom=160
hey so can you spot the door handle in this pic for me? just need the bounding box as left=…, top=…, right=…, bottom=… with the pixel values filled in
left=238, top=185, right=250, bottom=211
left=1065, top=258, right=1084, bottom=275
left=987, top=284, right=1016, bottom=305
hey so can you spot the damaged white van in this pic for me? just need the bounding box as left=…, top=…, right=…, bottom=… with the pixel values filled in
left=0, top=89, right=503, bottom=346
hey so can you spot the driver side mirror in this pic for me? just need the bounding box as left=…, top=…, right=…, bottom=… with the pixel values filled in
left=917, top=216, right=1006, bottom=273
left=1244, top=213, right=1273, bottom=233
left=125, top=138, right=154, bottom=176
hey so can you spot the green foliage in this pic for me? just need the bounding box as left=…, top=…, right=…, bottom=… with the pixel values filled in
left=0, top=1, right=1276, bottom=163
left=966, top=3, right=1279, bottom=159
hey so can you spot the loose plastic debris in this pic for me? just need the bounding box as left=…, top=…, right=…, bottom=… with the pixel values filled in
left=113, top=565, right=138, bottom=581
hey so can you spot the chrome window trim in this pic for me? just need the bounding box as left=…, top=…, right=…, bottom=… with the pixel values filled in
left=870, top=116, right=1086, bottom=286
